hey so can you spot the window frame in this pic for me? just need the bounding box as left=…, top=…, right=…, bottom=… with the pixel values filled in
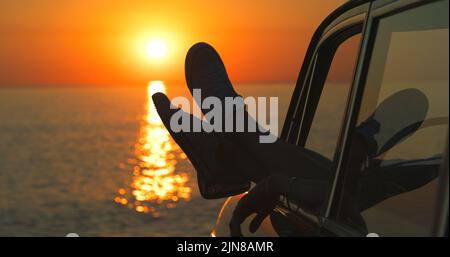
left=275, top=0, right=370, bottom=232
left=296, top=27, right=363, bottom=149
left=281, top=0, right=371, bottom=142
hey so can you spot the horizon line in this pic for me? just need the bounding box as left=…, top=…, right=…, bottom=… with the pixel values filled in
left=0, top=80, right=298, bottom=89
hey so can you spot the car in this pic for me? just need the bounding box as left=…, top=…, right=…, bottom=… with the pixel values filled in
left=212, top=0, right=449, bottom=237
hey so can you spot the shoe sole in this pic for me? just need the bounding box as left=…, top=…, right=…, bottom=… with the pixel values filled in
left=185, top=42, right=236, bottom=98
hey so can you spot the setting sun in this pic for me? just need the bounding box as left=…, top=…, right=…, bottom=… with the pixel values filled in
left=146, top=39, right=167, bottom=60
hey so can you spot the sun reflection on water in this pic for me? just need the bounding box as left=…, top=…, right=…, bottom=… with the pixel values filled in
left=114, top=81, right=191, bottom=217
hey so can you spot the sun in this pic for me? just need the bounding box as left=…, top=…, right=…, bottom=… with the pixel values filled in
left=146, top=39, right=167, bottom=59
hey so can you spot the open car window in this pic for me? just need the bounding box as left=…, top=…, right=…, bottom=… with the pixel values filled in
left=276, top=30, right=363, bottom=223
left=304, top=33, right=361, bottom=161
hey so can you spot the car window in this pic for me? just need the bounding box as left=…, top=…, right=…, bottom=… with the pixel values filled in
left=305, top=33, right=361, bottom=161
left=338, top=0, right=449, bottom=236
left=281, top=32, right=362, bottom=218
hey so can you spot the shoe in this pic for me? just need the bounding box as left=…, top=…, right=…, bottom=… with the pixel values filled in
left=152, top=92, right=250, bottom=199
left=185, top=42, right=239, bottom=108
left=185, top=42, right=277, bottom=143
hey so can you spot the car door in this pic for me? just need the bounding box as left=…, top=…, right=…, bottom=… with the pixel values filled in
left=277, top=0, right=448, bottom=237
left=323, top=0, right=449, bottom=237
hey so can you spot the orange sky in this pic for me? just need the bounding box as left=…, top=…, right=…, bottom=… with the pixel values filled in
left=0, top=0, right=344, bottom=87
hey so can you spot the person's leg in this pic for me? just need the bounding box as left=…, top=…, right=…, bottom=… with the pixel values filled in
left=185, top=42, right=333, bottom=181
left=153, top=91, right=332, bottom=185
left=152, top=92, right=251, bottom=199
left=228, top=133, right=333, bottom=181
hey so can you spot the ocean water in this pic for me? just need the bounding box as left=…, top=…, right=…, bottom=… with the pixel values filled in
left=0, top=82, right=295, bottom=236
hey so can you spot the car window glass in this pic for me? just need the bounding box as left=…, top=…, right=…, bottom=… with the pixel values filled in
left=305, top=34, right=361, bottom=160
left=339, top=0, right=448, bottom=236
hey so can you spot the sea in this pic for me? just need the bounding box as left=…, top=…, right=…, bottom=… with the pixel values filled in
left=0, top=82, right=295, bottom=236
